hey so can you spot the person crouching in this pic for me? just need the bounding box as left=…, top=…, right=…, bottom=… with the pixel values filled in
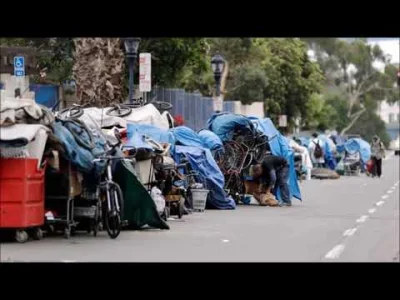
left=252, top=155, right=291, bottom=207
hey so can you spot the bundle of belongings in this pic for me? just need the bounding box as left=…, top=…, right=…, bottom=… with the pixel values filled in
left=124, top=123, right=236, bottom=210
left=243, top=180, right=279, bottom=206
left=0, top=96, right=51, bottom=166
left=205, top=113, right=301, bottom=205
left=1, top=95, right=168, bottom=231
left=335, top=138, right=371, bottom=176
left=59, top=107, right=169, bottom=230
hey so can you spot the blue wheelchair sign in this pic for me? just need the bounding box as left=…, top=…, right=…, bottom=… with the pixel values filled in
left=14, top=56, right=25, bottom=77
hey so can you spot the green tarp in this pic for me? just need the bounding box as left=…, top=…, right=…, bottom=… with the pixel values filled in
left=114, top=160, right=169, bottom=230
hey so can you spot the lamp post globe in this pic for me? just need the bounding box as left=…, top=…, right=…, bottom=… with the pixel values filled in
left=123, top=37, right=141, bottom=104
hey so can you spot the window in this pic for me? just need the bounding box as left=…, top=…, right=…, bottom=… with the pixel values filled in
left=389, top=113, right=395, bottom=123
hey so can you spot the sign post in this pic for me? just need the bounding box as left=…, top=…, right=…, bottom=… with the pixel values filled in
left=213, top=96, right=223, bottom=112
left=14, top=56, right=25, bottom=77
left=139, top=53, right=151, bottom=93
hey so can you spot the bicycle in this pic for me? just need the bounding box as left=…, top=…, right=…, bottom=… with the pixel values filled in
left=93, top=130, right=136, bottom=239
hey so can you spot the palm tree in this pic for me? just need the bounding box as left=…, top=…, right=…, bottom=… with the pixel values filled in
left=73, top=38, right=125, bottom=107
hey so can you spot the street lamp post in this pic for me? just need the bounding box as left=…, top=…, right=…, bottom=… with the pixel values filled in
left=211, top=53, right=225, bottom=113
left=123, top=37, right=140, bottom=105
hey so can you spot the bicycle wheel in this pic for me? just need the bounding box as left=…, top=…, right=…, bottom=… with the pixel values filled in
left=104, top=182, right=124, bottom=239
left=106, top=105, right=132, bottom=118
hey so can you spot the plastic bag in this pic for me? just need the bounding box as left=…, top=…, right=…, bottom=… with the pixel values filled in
left=150, top=187, right=166, bottom=214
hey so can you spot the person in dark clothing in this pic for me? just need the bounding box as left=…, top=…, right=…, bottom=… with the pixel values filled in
left=371, top=135, right=385, bottom=178
left=252, top=155, right=291, bottom=206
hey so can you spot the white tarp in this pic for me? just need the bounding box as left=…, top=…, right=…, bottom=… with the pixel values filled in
left=122, top=104, right=171, bottom=130
left=81, top=104, right=172, bottom=130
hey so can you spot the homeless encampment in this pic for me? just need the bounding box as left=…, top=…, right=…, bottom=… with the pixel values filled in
left=206, top=112, right=301, bottom=203
left=336, top=138, right=371, bottom=166
left=125, top=123, right=235, bottom=210
left=249, top=117, right=302, bottom=202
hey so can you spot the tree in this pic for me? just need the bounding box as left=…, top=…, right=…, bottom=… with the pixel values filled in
left=0, top=38, right=74, bottom=84
left=256, top=38, right=324, bottom=127
left=304, top=93, right=338, bottom=131
left=73, top=38, right=125, bottom=106
left=139, top=38, right=209, bottom=88
left=304, top=38, right=399, bottom=135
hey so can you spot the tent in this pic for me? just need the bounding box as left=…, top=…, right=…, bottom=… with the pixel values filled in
left=249, top=117, right=302, bottom=201
left=336, top=138, right=371, bottom=164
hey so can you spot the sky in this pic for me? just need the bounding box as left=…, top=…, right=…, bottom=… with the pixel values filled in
left=308, top=38, right=399, bottom=73
left=367, top=38, right=399, bottom=71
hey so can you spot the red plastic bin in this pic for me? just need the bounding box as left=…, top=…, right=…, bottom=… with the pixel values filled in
left=0, top=158, right=46, bottom=229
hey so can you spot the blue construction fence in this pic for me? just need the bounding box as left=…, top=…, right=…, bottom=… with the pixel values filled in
left=150, top=86, right=236, bottom=131
left=29, top=84, right=59, bottom=108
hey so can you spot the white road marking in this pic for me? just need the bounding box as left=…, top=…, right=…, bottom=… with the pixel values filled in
left=363, top=183, right=368, bottom=186
left=368, top=208, right=377, bottom=214
left=376, top=200, right=385, bottom=206
left=387, top=190, right=393, bottom=194
left=356, top=215, right=369, bottom=223
left=61, top=260, right=77, bottom=263
left=343, top=228, right=357, bottom=237
left=222, top=239, right=230, bottom=243
left=381, top=195, right=389, bottom=199
left=325, top=244, right=345, bottom=259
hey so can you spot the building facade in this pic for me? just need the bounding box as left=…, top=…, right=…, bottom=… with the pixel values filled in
left=377, top=100, right=400, bottom=140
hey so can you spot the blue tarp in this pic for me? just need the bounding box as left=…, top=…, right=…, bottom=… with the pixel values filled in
left=337, top=138, right=371, bottom=164
left=249, top=117, right=302, bottom=201
left=170, top=126, right=203, bottom=148
left=173, top=145, right=236, bottom=210
left=125, top=123, right=234, bottom=210
left=207, top=113, right=256, bottom=142
left=124, top=123, right=176, bottom=150
left=318, top=134, right=337, bottom=170
left=30, top=84, right=59, bottom=108
left=52, top=121, right=106, bottom=176
left=198, top=129, right=224, bottom=151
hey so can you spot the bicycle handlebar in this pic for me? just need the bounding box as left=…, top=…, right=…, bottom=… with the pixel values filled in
left=93, top=155, right=136, bottom=163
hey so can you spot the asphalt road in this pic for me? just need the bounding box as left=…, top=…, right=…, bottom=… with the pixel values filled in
left=1, top=154, right=399, bottom=262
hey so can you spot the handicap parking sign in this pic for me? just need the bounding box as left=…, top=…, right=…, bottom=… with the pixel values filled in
left=14, top=56, right=25, bottom=77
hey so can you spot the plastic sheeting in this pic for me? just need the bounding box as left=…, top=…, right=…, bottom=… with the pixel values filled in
left=124, top=123, right=175, bottom=150
left=198, top=129, right=224, bottom=151
left=336, top=138, right=371, bottom=164
left=170, top=126, right=203, bottom=147
left=51, top=121, right=106, bottom=176
left=249, top=117, right=302, bottom=201
left=173, top=145, right=236, bottom=210
left=207, top=113, right=256, bottom=142
left=318, top=134, right=337, bottom=170
left=123, top=104, right=171, bottom=130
